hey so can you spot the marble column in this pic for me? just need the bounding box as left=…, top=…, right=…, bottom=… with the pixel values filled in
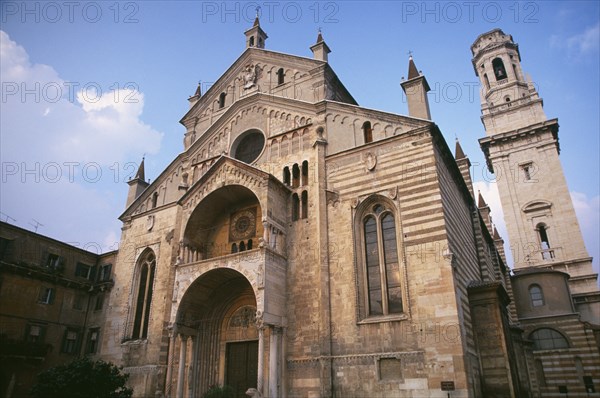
left=176, top=334, right=187, bottom=398
left=165, top=327, right=177, bottom=397
left=269, top=327, right=282, bottom=398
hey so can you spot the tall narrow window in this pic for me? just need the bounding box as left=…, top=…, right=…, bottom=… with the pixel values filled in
left=62, top=329, right=80, bottom=354
left=87, top=328, right=100, bottom=354
left=292, top=194, right=300, bottom=221
left=152, top=192, right=158, bottom=208
left=522, top=164, right=532, bottom=181
left=249, top=36, right=255, bottom=47
left=492, top=57, right=507, bottom=80
left=301, top=190, right=308, bottom=219
left=219, top=92, right=226, bottom=109
left=363, top=121, right=373, bottom=143
left=292, top=164, right=300, bottom=188
left=132, top=250, right=156, bottom=339
left=361, top=203, right=403, bottom=316
left=529, top=284, right=544, bottom=307
left=231, top=243, right=238, bottom=254
left=302, top=160, right=308, bottom=185
left=277, top=68, right=285, bottom=85
left=239, top=241, right=246, bottom=252
left=283, top=167, right=291, bottom=185
left=247, top=239, right=253, bottom=250
left=483, top=73, right=490, bottom=89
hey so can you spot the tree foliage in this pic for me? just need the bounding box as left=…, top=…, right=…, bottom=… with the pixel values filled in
left=30, top=357, right=133, bottom=398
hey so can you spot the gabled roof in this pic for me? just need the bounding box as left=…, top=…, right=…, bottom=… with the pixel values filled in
left=180, top=47, right=357, bottom=125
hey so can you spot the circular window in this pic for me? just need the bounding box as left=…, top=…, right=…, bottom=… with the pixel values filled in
left=232, top=130, right=265, bottom=164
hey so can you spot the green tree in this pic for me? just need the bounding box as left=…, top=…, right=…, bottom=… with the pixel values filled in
left=30, top=357, right=133, bottom=398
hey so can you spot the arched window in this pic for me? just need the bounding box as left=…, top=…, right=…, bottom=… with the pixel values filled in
left=277, top=68, right=285, bottom=85
left=483, top=73, right=490, bottom=89
left=132, top=250, right=156, bottom=339
left=361, top=203, right=402, bottom=316
left=283, top=167, right=291, bottom=185
left=249, top=36, right=255, bottom=47
left=302, top=160, right=308, bottom=185
left=529, top=284, right=544, bottom=307
left=219, top=92, right=226, bottom=109
left=492, top=57, right=507, bottom=81
left=231, top=243, right=238, bottom=254
left=152, top=192, right=158, bottom=209
left=301, top=190, right=308, bottom=219
left=537, top=224, right=550, bottom=249
left=239, top=241, right=246, bottom=252
left=292, top=164, right=300, bottom=188
left=247, top=239, right=253, bottom=250
left=530, top=328, right=569, bottom=350
left=292, top=193, right=299, bottom=221
left=363, top=121, right=373, bottom=144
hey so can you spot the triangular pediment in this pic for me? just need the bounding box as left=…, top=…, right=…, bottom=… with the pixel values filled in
left=180, top=47, right=355, bottom=129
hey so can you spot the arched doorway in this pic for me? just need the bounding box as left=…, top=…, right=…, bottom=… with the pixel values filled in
left=170, top=268, right=258, bottom=398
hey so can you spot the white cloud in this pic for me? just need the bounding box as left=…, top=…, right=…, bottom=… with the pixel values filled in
left=550, top=22, right=600, bottom=59
left=0, top=30, right=162, bottom=166
left=0, top=30, right=163, bottom=252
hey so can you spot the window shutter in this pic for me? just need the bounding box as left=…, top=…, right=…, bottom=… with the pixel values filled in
left=40, top=249, right=49, bottom=267
left=57, top=256, right=65, bottom=273
left=48, top=288, right=55, bottom=304
left=90, top=265, right=98, bottom=281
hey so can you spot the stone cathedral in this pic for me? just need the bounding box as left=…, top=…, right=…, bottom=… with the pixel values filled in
left=96, top=22, right=600, bottom=398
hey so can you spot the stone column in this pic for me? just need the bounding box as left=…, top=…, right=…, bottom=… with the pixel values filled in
left=186, top=336, right=194, bottom=398
left=165, top=326, right=177, bottom=397
left=256, top=317, right=265, bottom=395
left=269, top=327, right=282, bottom=398
left=176, top=334, right=187, bottom=398
left=262, top=219, right=270, bottom=246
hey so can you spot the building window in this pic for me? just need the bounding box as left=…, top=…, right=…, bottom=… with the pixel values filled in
left=247, top=239, right=253, bottom=250
left=363, top=121, right=373, bottom=144
left=87, top=328, right=100, bottom=354
left=301, top=190, right=308, bottom=219
left=249, top=36, right=255, bottom=47
left=26, top=324, right=45, bottom=343
left=537, top=223, right=554, bottom=260
left=38, top=287, right=54, bottom=304
left=492, top=57, right=507, bottom=80
left=292, top=164, right=300, bottom=188
left=45, top=253, right=62, bottom=269
left=521, top=163, right=533, bottom=181
left=62, top=329, right=80, bottom=354
left=584, top=376, right=596, bottom=393
left=530, top=328, right=569, bottom=350
left=483, top=73, right=490, bottom=89
left=98, top=264, right=112, bottom=282
left=219, top=92, right=226, bottom=109
left=302, top=160, right=308, bottom=186
left=529, top=284, right=544, bottom=307
left=292, top=193, right=300, bottom=222
left=283, top=167, right=291, bottom=185
left=277, top=68, right=285, bottom=85
left=75, top=262, right=95, bottom=280
left=231, top=243, right=238, bottom=254
left=361, top=202, right=403, bottom=316
left=152, top=192, right=159, bottom=208
left=239, top=241, right=246, bottom=251
left=132, top=250, right=156, bottom=339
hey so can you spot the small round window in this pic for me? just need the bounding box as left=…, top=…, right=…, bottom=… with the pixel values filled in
left=232, top=130, right=265, bottom=164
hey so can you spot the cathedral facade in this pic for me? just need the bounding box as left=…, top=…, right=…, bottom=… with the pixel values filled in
left=64, top=24, right=600, bottom=398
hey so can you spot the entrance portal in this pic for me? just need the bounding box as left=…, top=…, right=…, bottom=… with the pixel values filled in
left=226, top=340, right=258, bottom=398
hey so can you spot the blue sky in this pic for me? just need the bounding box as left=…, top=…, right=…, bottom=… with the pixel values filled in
left=1, top=1, right=598, bottom=273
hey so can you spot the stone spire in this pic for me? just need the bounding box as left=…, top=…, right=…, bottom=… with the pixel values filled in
left=188, top=82, right=202, bottom=108
left=126, top=157, right=149, bottom=208
left=400, top=55, right=431, bottom=120
left=310, top=28, right=331, bottom=62
left=454, top=138, right=474, bottom=198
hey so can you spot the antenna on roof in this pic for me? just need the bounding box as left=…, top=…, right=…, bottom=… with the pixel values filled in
left=29, top=218, right=44, bottom=233
left=0, top=212, right=16, bottom=223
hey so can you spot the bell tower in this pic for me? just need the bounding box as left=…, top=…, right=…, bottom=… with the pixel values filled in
left=473, top=29, right=598, bottom=318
